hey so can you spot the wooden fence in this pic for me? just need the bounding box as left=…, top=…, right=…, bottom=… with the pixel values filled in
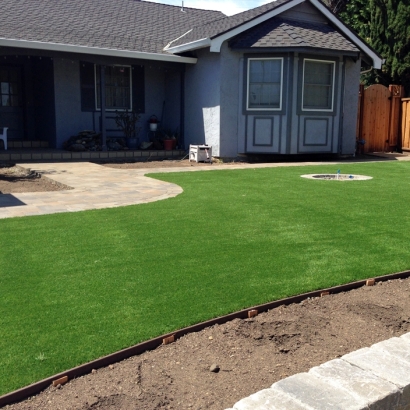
left=402, top=98, right=410, bottom=151
left=357, top=84, right=404, bottom=153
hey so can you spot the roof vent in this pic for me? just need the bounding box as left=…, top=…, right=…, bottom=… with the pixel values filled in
left=181, top=1, right=185, bottom=12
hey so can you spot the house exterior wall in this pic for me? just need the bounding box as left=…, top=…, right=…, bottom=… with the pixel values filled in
left=185, top=49, right=221, bottom=155
left=280, top=2, right=328, bottom=23
left=220, top=43, right=243, bottom=157
left=341, top=58, right=361, bottom=155
left=54, top=58, right=94, bottom=148
left=53, top=56, right=183, bottom=148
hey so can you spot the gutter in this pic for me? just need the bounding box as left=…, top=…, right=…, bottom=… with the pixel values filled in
left=0, top=38, right=198, bottom=64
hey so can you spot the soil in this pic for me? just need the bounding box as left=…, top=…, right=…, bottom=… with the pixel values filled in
left=4, top=278, right=410, bottom=410
left=0, top=164, right=72, bottom=194
left=2, top=159, right=410, bottom=410
left=100, top=157, right=248, bottom=170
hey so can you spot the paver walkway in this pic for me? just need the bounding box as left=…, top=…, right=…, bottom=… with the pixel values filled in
left=0, top=160, right=349, bottom=219
left=1, top=155, right=410, bottom=219
left=0, top=162, right=184, bottom=219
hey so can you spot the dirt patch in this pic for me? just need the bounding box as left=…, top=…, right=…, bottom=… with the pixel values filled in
left=0, top=165, right=72, bottom=194
left=99, top=157, right=248, bottom=170
left=4, top=277, right=410, bottom=410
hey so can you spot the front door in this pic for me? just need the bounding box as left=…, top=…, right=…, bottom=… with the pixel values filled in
left=0, top=66, right=24, bottom=140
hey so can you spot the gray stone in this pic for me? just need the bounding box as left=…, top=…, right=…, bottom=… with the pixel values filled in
left=271, top=373, right=368, bottom=409
left=232, top=388, right=311, bottom=410
left=309, top=358, right=400, bottom=410
left=342, top=347, right=410, bottom=408
left=372, top=337, right=410, bottom=364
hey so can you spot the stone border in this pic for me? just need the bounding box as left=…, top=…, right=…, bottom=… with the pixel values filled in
left=301, top=173, right=373, bottom=181
left=228, top=332, right=410, bottom=410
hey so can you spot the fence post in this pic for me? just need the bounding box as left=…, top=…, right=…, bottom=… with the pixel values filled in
left=388, top=85, right=405, bottom=150
left=357, top=84, right=365, bottom=151
left=402, top=98, right=410, bottom=151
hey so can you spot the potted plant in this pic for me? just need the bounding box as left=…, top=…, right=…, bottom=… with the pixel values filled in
left=115, top=109, right=141, bottom=150
left=148, top=115, right=159, bottom=131
left=162, top=127, right=178, bottom=150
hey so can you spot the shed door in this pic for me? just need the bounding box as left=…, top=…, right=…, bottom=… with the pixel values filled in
left=291, top=58, right=341, bottom=154
left=245, top=58, right=284, bottom=154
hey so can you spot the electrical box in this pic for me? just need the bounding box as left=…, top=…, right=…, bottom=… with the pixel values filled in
left=189, top=145, right=212, bottom=163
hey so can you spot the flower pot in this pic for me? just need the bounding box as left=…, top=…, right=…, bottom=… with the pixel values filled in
left=127, top=138, right=139, bottom=150
left=163, top=139, right=174, bottom=151
left=149, top=123, right=158, bottom=131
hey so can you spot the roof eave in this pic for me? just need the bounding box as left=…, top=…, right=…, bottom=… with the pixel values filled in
left=165, top=0, right=383, bottom=69
left=164, top=38, right=211, bottom=54
left=0, top=38, right=198, bottom=64
left=307, top=0, right=383, bottom=69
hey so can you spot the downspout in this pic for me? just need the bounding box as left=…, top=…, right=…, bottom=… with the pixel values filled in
left=180, top=66, right=185, bottom=149
left=100, top=65, right=107, bottom=151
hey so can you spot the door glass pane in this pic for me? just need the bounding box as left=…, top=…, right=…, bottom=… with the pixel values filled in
left=1, top=95, right=10, bottom=106
left=1, top=82, right=9, bottom=94
left=96, top=65, right=131, bottom=109
left=303, top=60, right=334, bottom=110
left=248, top=59, right=282, bottom=109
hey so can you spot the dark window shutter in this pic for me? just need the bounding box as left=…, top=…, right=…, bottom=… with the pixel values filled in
left=80, top=61, right=95, bottom=111
left=132, top=65, right=145, bottom=113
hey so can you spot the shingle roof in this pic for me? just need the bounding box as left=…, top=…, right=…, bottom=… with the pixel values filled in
left=0, top=0, right=224, bottom=54
left=167, top=0, right=292, bottom=48
left=229, top=18, right=359, bottom=52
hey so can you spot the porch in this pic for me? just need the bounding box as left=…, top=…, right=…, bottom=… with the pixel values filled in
left=0, top=140, right=185, bottom=163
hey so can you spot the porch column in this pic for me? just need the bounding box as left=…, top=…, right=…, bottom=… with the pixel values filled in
left=180, top=67, right=185, bottom=148
left=100, top=65, right=107, bottom=151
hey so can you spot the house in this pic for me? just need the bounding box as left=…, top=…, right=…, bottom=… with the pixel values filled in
left=0, top=0, right=382, bottom=157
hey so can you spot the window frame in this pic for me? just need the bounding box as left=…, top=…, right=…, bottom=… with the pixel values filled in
left=246, top=57, right=284, bottom=112
left=301, top=58, right=336, bottom=113
left=94, top=64, right=133, bottom=111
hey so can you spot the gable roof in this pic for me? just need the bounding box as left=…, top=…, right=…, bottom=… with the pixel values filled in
left=0, top=0, right=383, bottom=69
left=0, top=0, right=224, bottom=63
left=165, top=0, right=383, bottom=69
left=229, top=18, right=359, bottom=54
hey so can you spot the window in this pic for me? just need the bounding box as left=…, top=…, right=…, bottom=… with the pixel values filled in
left=96, top=65, right=131, bottom=110
left=302, top=59, right=335, bottom=111
left=247, top=58, right=283, bottom=110
left=0, top=68, right=20, bottom=107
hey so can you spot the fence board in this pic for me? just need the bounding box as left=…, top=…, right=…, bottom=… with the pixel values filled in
left=402, top=99, right=410, bottom=151
left=389, top=85, right=405, bottom=148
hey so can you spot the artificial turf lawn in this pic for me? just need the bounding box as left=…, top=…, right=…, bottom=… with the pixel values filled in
left=1, top=161, right=410, bottom=394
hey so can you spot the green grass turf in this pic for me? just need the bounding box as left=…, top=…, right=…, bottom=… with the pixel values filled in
left=1, top=161, right=410, bottom=394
